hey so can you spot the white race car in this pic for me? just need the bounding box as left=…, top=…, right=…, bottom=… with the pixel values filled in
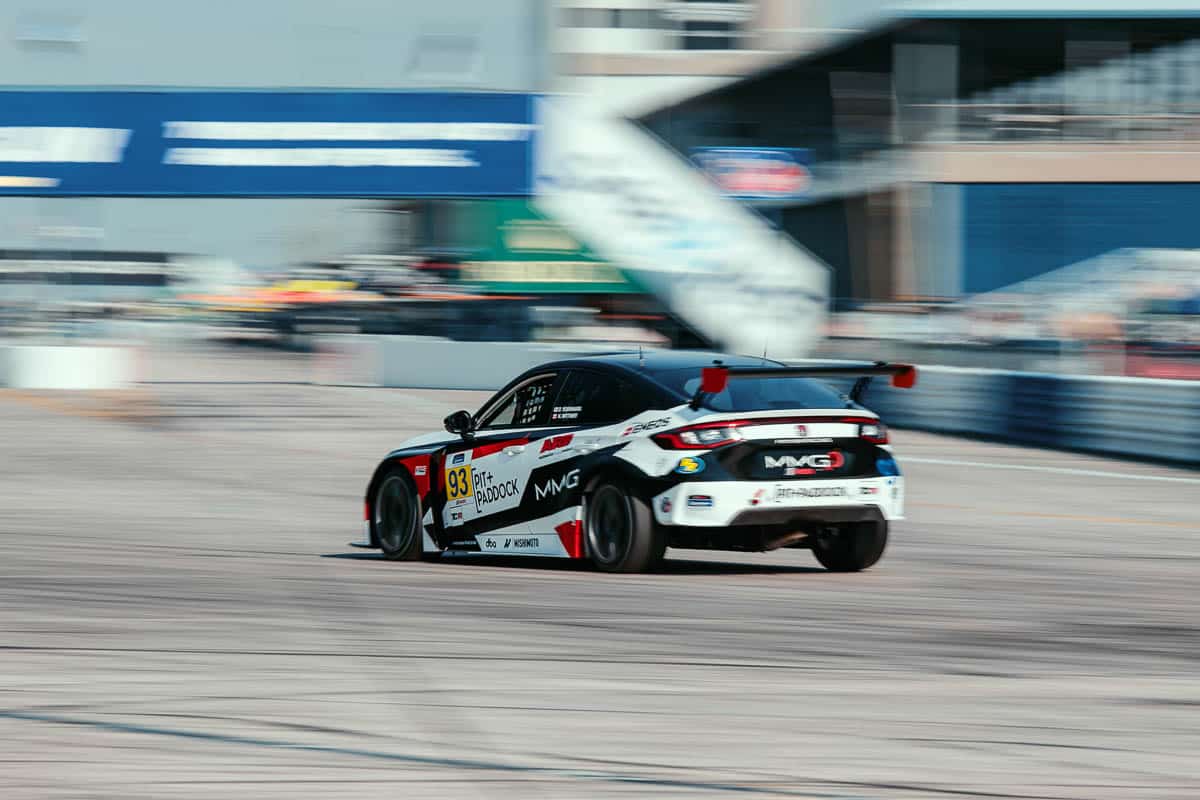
left=358, top=351, right=915, bottom=572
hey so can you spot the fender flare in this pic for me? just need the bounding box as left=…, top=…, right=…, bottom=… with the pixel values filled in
left=577, top=453, right=664, bottom=502
left=364, top=448, right=441, bottom=547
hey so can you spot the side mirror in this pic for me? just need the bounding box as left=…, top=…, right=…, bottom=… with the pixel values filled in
left=444, top=410, right=475, bottom=439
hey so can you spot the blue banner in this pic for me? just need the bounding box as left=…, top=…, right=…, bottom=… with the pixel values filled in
left=0, top=91, right=535, bottom=197
left=690, top=147, right=811, bottom=201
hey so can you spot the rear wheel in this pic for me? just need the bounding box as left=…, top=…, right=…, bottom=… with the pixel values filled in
left=586, top=481, right=665, bottom=573
left=373, top=470, right=423, bottom=561
left=812, top=520, right=888, bottom=572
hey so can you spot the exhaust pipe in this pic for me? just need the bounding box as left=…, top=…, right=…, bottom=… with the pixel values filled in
left=764, top=530, right=808, bottom=551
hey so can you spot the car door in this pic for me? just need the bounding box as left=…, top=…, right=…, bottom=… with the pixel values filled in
left=524, top=368, right=646, bottom=536
left=440, top=371, right=562, bottom=544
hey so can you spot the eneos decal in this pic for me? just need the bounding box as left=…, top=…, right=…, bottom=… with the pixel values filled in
left=622, top=418, right=671, bottom=436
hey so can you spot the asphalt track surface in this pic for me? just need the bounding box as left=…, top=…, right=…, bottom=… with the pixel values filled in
left=2, top=345, right=1198, bottom=799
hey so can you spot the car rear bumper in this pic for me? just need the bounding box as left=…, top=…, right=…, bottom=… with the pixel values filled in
left=651, top=476, right=904, bottom=527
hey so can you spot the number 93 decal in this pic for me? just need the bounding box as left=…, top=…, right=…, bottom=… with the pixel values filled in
left=445, top=464, right=474, bottom=501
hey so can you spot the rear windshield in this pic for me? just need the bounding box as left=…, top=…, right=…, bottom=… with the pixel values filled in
left=655, top=368, right=849, bottom=412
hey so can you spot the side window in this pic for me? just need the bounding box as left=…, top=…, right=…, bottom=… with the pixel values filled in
left=476, top=374, right=557, bottom=430
left=552, top=370, right=644, bottom=425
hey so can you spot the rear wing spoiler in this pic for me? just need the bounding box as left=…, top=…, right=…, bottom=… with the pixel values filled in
left=689, top=362, right=917, bottom=410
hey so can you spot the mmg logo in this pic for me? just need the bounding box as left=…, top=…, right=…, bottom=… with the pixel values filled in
left=535, top=469, right=580, bottom=501
left=764, top=452, right=844, bottom=471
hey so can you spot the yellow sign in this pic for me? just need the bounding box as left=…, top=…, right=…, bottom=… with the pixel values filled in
left=445, top=464, right=474, bottom=501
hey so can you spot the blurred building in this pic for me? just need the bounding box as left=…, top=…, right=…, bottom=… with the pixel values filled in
left=555, top=0, right=806, bottom=115
left=635, top=1, right=1200, bottom=307
left=0, top=0, right=549, bottom=273
left=8, top=0, right=1200, bottom=352
left=553, top=0, right=899, bottom=115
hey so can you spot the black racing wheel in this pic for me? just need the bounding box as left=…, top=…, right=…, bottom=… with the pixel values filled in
left=812, top=520, right=888, bottom=572
left=373, top=469, right=423, bottom=561
left=585, top=480, right=666, bottom=573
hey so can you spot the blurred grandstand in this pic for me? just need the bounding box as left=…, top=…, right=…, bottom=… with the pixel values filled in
left=3, top=0, right=1200, bottom=375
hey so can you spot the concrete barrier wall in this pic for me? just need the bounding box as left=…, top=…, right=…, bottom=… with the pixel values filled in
left=863, top=366, right=1200, bottom=467
left=376, top=339, right=583, bottom=391
left=315, top=336, right=615, bottom=390
left=0, top=344, right=138, bottom=390
left=314, top=340, right=1200, bottom=467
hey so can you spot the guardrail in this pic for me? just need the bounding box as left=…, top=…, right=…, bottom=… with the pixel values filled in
left=861, top=365, right=1200, bottom=467
left=314, top=335, right=614, bottom=390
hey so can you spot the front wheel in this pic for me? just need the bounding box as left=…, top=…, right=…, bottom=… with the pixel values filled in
left=812, top=520, right=887, bottom=572
left=585, top=481, right=666, bottom=573
left=373, top=469, right=423, bottom=561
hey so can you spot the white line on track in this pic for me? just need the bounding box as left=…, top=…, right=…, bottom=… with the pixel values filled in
left=903, top=456, right=1200, bottom=484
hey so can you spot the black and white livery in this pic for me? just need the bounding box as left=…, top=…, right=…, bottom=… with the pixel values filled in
left=357, top=351, right=916, bottom=572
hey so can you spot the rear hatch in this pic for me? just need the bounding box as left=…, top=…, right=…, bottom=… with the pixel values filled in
left=658, top=413, right=886, bottom=480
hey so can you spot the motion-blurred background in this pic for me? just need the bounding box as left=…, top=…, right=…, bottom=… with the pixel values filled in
left=4, top=4, right=1200, bottom=799
left=4, top=0, right=1200, bottom=382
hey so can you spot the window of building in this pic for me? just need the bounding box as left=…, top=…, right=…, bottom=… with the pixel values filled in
left=565, top=8, right=611, bottom=28
left=406, top=33, right=481, bottom=79
left=614, top=9, right=662, bottom=29
left=565, top=8, right=665, bottom=29
left=680, top=20, right=739, bottom=50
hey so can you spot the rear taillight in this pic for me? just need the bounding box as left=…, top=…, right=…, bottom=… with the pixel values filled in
left=654, top=416, right=888, bottom=448
left=653, top=423, right=744, bottom=450
left=849, top=419, right=888, bottom=444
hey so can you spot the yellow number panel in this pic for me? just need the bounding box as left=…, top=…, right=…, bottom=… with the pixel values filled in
left=445, top=464, right=474, bottom=501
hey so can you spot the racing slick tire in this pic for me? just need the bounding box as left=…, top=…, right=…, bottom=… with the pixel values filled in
left=585, top=480, right=666, bottom=573
left=812, top=520, right=888, bottom=572
left=372, top=468, right=423, bottom=561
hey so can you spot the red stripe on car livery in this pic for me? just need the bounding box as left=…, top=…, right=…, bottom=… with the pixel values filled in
left=471, top=438, right=529, bottom=459
left=398, top=455, right=432, bottom=497
left=555, top=519, right=584, bottom=558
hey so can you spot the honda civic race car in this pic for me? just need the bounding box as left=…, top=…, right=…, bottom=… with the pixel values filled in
left=357, top=351, right=916, bottom=573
